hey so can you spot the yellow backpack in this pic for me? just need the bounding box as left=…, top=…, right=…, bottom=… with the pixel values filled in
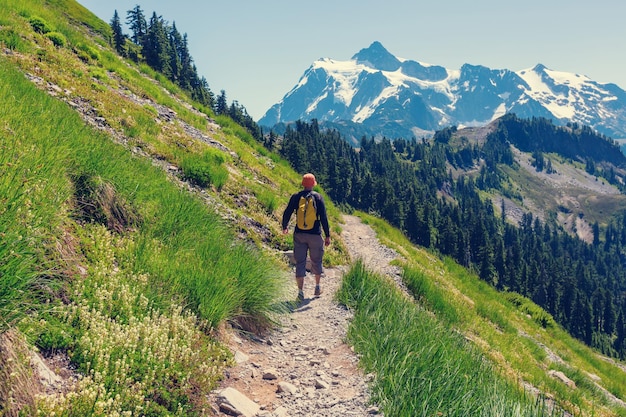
left=296, top=192, right=318, bottom=230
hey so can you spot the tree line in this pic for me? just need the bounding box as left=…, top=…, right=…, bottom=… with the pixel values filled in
left=108, top=6, right=262, bottom=141
left=272, top=117, right=626, bottom=359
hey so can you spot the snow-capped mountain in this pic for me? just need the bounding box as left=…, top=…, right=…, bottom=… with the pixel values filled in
left=258, top=41, right=626, bottom=141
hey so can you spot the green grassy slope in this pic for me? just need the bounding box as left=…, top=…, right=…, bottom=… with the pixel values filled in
left=0, top=0, right=346, bottom=413
left=0, top=0, right=625, bottom=416
left=353, top=212, right=626, bottom=417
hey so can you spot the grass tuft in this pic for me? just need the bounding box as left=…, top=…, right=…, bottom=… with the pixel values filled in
left=178, top=148, right=229, bottom=190
left=337, top=260, right=562, bottom=416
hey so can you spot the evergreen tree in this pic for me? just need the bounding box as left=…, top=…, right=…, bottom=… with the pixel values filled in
left=603, top=291, right=616, bottom=336
left=144, top=12, right=172, bottom=77
left=571, top=292, right=594, bottom=345
left=216, top=90, right=228, bottom=115
left=110, top=10, right=126, bottom=55
left=168, top=22, right=183, bottom=81
left=592, top=221, right=600, bottom=246
left=116, top=7, right=217, bottom=110
left=191, top=73, right=214, bottom=108
left=265, top=130, right=278, bottom=150
left=178, top=34, right=194, bottom=89
left=615, top=311, right=626, bottom=358
left=585, top=157, right=596, bottom=175
left=126, top=5, right=147, bottom=45
left=532, top=150, right=545, bottom=171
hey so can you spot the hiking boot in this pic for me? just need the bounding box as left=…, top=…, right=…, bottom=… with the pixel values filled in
left=314, top=285, right=322, bottom=297
left=297, top=290, right=304, bottom=303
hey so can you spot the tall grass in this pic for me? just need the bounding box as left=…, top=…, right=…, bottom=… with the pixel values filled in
left=0, top=59, right=72, bottom=331
left=337, top=260, right=560, bottom=417
left=355, top=211, right=626, bottom=416
left=25, top=74, right=285, bottom=332
left=402, top=266, right=459, bottom=324
left=178, top=148, right=229, bottom=190
left=1, top=37, right=286, bottom=412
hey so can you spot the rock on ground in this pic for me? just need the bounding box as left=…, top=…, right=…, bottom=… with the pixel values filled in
left=209, top=214, right=398, bottom=416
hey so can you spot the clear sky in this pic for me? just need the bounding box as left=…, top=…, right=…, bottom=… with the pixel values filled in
left=76, top=0, right=626, bottom=121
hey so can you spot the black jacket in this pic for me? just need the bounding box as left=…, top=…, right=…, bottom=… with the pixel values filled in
left=282, top=190, right=330, bottom=237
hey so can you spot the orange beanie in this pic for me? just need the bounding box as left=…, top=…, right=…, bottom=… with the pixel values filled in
left=302, top=173, right=317, bottom=188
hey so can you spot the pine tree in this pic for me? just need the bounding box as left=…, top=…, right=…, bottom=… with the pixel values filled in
left=216, top=90, right=228, bottom=115
left=168, top=22, right=183, bottom=82
left=144, top=12, right=172, bottom=77
left=615, top=311, right=626, bottom=358
left=178, top=33, right=194, bottom=90
left=110, top=10, right=126, bottom=55
left=603, top=291, right=616, bottom=335
left=592, top=221, right=600, bottom=246
left=571, top=293, right=594, bottom=345
left=192, top=75, right=214, bottom=108
left=126, top=5, right=147, bottom=45
left=265, top=130, right=278, bottom=150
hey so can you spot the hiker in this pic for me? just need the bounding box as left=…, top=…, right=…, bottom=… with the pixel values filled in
left=282, top=173, right=331, bottom=302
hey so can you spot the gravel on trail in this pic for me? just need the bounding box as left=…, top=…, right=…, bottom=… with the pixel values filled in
left=210, top=214, right=403, bottom=417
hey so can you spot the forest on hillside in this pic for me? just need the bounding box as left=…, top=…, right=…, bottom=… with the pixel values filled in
left=108, top=5, right=262, bottom=140
left=267, top=116, right=626, bottom=359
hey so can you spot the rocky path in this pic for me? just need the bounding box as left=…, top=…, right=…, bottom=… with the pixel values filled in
left=211, top=214, right=402, bottom=417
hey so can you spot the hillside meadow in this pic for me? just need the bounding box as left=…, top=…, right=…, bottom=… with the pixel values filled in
left=0, top=0, right=625, bottom=416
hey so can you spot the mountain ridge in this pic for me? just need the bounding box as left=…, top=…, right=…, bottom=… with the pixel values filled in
left=2, top=2, right=626, bottom=415
left=259, top=41, right=626, bottom=142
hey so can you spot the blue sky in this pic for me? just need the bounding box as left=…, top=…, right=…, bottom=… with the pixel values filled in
left=77, top=0, right=626, bottom=121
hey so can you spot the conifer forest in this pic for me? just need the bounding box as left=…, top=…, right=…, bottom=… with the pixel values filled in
left=274, top=116, right=626, bottom=359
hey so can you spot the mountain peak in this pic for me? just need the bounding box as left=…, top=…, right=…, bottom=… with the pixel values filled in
left=351, top=41, right=401, bottom=72
left=259, top=43, right=626, bottom=141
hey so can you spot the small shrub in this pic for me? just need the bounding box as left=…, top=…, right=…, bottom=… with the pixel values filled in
left=90, top=82, right=106, bottom=92
left=504, top=291, right=526, bottom=307
left=33, top=315, right=75, bottom=353
left=75, top=49, right=91, bottom=62
left=45, top=32, right=66, bottom=47
left=88, top=66, right=108, bottom=81
left=504, top=291, right=555, bottom=328
left=35, top=49, right=47, bottom=61
left=72, top=174, right=140, bottom=233
left=256, top=189, right=278, bottom=214
left=29, top=16, right=51, bottom=34
left=74, top=42, right=100, bottom=61
left=180, top=149, right=228, bottom=190
left=525, top=304, right=555, bottom=328
left=0, top=28, right=24, bottom=51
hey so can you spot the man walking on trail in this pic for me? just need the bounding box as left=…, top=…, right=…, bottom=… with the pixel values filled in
left=282, top=173, right=331, bottom=303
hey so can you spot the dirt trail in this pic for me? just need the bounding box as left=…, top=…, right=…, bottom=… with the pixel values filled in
left=211, top=214, right=402, bottom=416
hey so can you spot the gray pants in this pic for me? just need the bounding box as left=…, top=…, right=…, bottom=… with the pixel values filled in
left=294, top=232, right=324, bottom=277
